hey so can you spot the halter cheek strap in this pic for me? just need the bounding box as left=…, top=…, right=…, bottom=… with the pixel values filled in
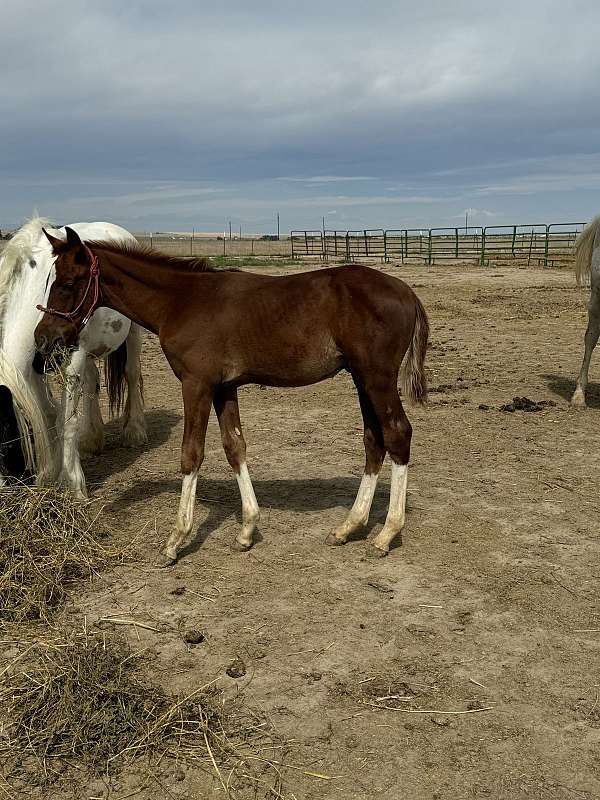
left=36, top=244, right=101, bottom=333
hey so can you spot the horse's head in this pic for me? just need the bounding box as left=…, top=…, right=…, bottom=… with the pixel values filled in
left=34, top=226, right=99, bottom=356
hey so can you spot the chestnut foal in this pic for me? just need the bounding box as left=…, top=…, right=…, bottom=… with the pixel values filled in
left=35, top=227, right=429, bottom=564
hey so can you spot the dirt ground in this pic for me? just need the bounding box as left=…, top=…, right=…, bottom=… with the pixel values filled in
left=45, top=260, right=600, bottom=799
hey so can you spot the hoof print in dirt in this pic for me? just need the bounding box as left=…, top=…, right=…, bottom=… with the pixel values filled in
left=183, top=629, right=205, bottom=645
left=500, top=396, right=557, bottom=413
left=226, top=658, right=247, bottom=679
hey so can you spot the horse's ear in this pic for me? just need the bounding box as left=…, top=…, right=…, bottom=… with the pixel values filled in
left=42, top=228, right=67, bottom=253
left=64, top=226, right=84, bottom=249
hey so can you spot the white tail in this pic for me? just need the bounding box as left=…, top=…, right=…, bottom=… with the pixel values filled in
left=575, top=214, right=600, bottom=286
left=399, top=296, right=429, bottom=404
left=0, top=353, right=55, bottom=482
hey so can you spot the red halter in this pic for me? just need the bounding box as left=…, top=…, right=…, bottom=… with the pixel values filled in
left=36, top=244, right=101, bottom=332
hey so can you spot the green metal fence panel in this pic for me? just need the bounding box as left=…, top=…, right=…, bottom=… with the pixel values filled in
left=290, top=230, right=323, bottom=258
left=290, top=221, right=587, bottom=264
left=544, top=222, right=586, bottom=265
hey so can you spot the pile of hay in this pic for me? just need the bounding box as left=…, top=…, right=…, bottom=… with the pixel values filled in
left=0, top=631, right=286, bottom=795
left=0, top=486, right=117, bottom=624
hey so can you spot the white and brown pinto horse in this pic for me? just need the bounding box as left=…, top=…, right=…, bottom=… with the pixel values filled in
left=0, top=218, right=146, bottom=497
left=35, top=227, right=429, bottom=563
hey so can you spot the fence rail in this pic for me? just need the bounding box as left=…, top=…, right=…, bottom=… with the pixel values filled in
left=292, top=222, right=586, bottom=265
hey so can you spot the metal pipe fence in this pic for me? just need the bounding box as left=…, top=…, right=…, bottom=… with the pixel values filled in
left=0, top=221, right=586, bottom=266
left=291, top=222, right=586, bottom=265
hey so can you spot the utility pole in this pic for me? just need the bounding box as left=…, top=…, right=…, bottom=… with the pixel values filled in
left=229, top=220, right=232, bottom=240
left=465, top=210, right=469, bottom=230
left=276, top=212, right=280, bottom=240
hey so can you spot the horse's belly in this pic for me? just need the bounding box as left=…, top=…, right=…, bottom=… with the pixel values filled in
left=231, top=340, right=344, bottom=387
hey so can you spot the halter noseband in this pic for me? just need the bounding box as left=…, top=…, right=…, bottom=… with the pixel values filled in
left=36, top=244, right=101, bottom=332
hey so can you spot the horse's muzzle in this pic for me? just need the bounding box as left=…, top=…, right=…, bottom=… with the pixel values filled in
left=34, top=331, right=65, bottom=357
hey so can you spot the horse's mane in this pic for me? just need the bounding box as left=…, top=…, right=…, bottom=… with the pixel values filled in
left=89, top=239, right=240, bottom=273
left=0, top=217, right=53, bottom=315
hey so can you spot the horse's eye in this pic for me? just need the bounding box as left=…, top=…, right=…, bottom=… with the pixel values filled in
left=63, top=282, right=75, bottom=290
left=29, top=259, right=37, bottom=268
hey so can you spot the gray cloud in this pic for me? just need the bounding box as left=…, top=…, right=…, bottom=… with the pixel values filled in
left=2, top=0, right=600, bottom=231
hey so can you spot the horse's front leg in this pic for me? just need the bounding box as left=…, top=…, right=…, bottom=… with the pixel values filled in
left=158, top=379, right=212, bottom=566
left=213, top=386, right=260, bottom=551
left=79, top=359, right=105, bottom=454
left=59, top=349, right=87, bottom=499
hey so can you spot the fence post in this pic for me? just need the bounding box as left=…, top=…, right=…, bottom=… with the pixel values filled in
left=480, top=227, right=486, bottom=265
left=511, top=225, right=516, bottom=256
left=455, top=228, right=459, bottom=258
left=383, top=230, right=388, bottom=262
left=364, top=230, right=369, bottom=258
left=544, top=225, right=550, bottom=266
left=304, top=231, right=308, bottom=256
left=427, top=229, right=432, bottom=265
left=149, top=232, right=153, bottom=248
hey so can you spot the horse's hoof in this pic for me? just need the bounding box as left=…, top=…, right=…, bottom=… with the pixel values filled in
left=364, top=542, right=388, bottom=558
left=122, top=426, right=148, bottom=447
left=156, top=552, right=177, bottom=568
left=231, top=539, right=251, bottom=553
left=325, top=533, right=345, bottom=546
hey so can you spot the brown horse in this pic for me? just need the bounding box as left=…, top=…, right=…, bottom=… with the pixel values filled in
left=34, top=227, right=429, bottom=565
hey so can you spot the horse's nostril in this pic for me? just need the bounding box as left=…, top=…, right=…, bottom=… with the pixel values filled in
left=35, top=334, right=48, bottom=353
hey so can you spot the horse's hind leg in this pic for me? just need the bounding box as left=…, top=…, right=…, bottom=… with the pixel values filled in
left=360, top=374, right=412, bottom=558
left=79, top=359, right=104, bottom=455
left=572, top=284, right=600, bottom=407
left=159, top=380, right=212, bottom=566
left=214, top=386, right=260, bottom=552
left=326, top=383, right=385, bottom=546
left=122, top=324, right=147, bottom=446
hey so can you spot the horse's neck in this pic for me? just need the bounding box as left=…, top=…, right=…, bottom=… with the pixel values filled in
left=99, top=250, right=194, bottom=334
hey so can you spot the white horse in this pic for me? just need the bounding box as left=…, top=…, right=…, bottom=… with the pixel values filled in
left=572, top=213, right=600, bottom=407
left=0, top=217, right=147, bottom=497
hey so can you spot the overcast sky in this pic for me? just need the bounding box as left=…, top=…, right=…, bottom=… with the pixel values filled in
left=2, top=0, right=600, bottom=233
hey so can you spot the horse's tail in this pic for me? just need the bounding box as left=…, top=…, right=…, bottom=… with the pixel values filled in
left=575, top=214, right=600, bottom=286
left=105, top=341, right=127, bottom=417
left=0, top=353, right=55, bottom=482
left=400, top=294, right=429, bottom=405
